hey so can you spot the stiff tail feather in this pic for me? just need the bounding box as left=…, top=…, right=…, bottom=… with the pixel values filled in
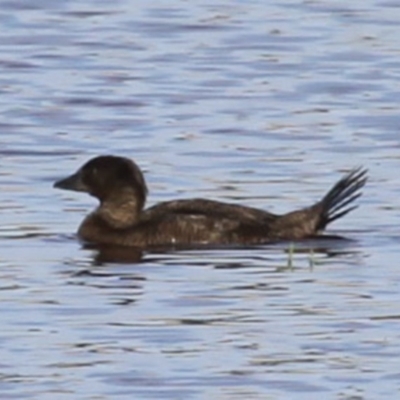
left=270, top=167, right=368, bottom=240
left=316, top=167, right=368, bottom=231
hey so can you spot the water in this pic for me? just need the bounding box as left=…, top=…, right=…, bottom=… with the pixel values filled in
left=0, top=0, right=399, bottom=398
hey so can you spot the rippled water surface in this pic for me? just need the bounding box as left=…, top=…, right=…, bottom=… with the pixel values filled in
left=0, top=0, right=399, bottom=398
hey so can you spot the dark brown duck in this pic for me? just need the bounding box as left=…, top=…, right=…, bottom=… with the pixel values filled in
left=54, top=155, right=367, bottom=248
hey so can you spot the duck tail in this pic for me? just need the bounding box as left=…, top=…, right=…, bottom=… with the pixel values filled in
left=315, top=167, right=368, bottom=231
left=270, top=167, right=367, bottom=239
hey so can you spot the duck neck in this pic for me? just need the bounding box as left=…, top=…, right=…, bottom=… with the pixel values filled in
left=96, top=188, right=144, bottom=229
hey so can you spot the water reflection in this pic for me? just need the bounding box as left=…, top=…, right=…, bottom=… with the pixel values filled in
left=83, top=243, right=144, bottom=265
left=82, top=235, right=360, bottom=267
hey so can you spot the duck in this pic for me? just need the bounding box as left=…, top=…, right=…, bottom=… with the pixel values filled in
left=54, top=155, right=367, bottom=248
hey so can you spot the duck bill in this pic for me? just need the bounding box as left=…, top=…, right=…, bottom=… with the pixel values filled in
left=53, top=171, right=88, bottom=193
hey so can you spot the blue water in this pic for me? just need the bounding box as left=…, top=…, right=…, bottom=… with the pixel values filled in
left=0, top=0, right=399, bottom=398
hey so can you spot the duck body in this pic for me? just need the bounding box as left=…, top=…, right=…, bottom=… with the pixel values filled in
left=54, top=155, right=367, bottom=248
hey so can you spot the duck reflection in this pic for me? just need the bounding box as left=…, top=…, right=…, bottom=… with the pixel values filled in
left=83, top=234, right=359, bottom=266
